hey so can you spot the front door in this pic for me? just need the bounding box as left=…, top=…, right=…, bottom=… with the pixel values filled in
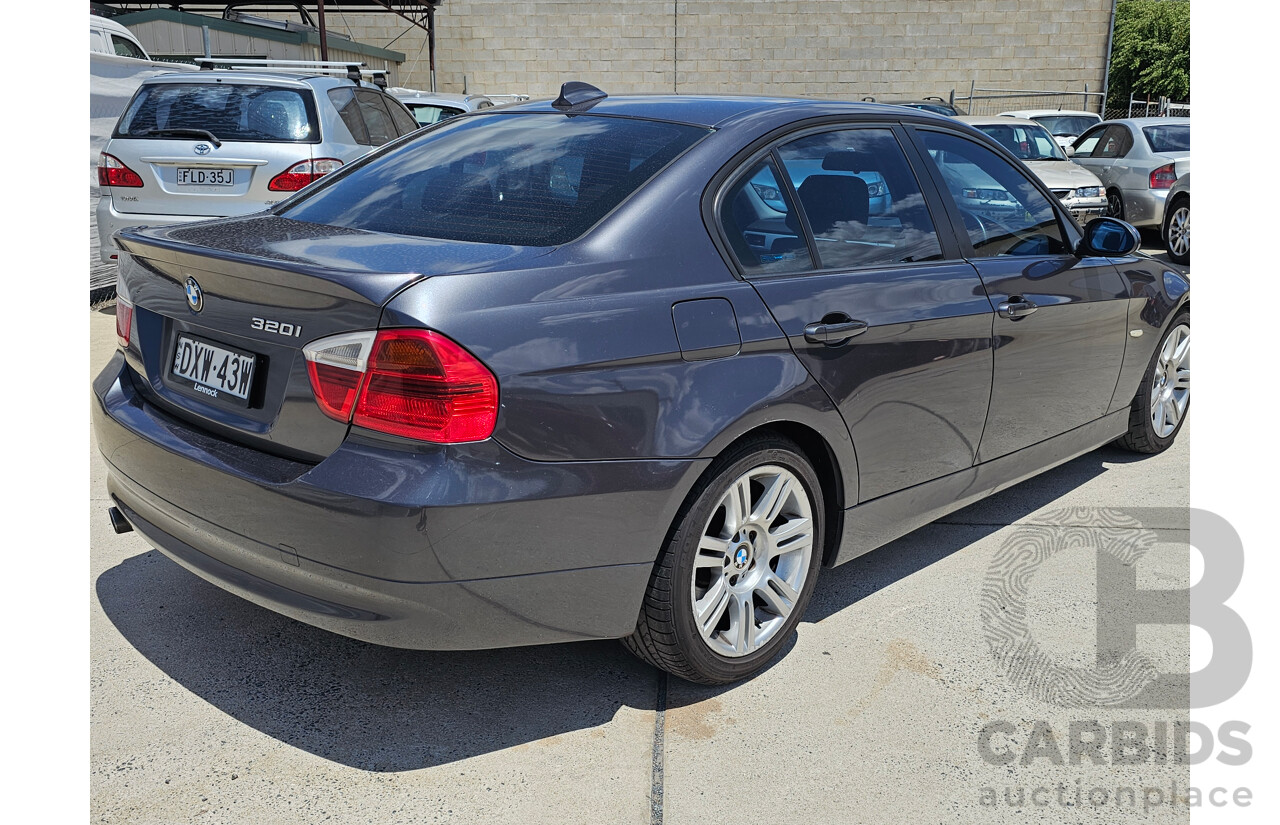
left=911, top=127, right=1130, bottom=461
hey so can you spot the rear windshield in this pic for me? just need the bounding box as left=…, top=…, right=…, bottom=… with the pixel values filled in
left=1031, top=115, right=1099, bottom=137
left=115, top=83, right=319, bottom=143
left=404, top=103, right=465, bottom=126
left=1143, top=123, right=1190, bottom=153
left=280, top=113, right=709, bottom=246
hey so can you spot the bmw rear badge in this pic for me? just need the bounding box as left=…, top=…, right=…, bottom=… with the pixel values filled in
left=194, top=143, right=211, bottom=155
left=185, top=277, right=203, bottom=312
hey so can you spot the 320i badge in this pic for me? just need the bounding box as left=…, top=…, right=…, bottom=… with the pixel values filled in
left=94, top=84, right=1189, bottom=684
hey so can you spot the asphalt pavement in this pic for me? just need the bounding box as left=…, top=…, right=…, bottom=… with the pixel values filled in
left=89, top=245, right=1190, bottom=823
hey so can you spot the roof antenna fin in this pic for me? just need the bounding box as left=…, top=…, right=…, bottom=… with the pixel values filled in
left=552, top=81, right=607, bottom=112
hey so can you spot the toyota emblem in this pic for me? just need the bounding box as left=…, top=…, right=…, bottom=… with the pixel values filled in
left=194, top=143, right=211, bottom=155
left=185, top=277, right=203, bottom=312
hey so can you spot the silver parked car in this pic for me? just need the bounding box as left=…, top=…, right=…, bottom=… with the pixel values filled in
left=959, top=116, right=1107, bottom=223
left=1162, top=172, right=1190, bottom=265
left=998, top=109, right=1102, bottom=148
left=96, top=63, right=420, bottom=263
left=387, top=88, right=495, bottom=126
left=1070, top=118, right=1190, bottom=228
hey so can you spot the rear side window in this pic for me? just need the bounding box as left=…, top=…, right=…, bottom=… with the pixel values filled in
left=327, top=87, right=370, bottom=144
left=383, top=97, right=420, bottom=136
left=355, top=90, right=397, bottom=145
left=281, top=113, right=708, bottom=246
left=116, top=83, right=319, bottom=143
left=1143, top=124, right=1190, bottom=152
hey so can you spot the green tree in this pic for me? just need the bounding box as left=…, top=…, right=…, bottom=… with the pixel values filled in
left=1107, top=0, right=1191, bottom=110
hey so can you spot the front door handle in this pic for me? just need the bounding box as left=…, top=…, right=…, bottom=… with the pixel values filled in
left=997, top=298, right=1039, bottom=320
left=804, top=319, right=868, bottom=344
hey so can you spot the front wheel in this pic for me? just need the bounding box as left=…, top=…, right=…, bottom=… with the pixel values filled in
left=623, top=436, right=824, bottom=684
left=1106, top=188, right=1125, bottom=220
left=1163, top=197, right=1190, bottom=264
left=1116, top=311, right=1190, bottom=454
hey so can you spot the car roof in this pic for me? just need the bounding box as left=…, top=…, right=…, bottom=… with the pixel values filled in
left=1108, top=117, right=1191, bottom=127
left=476, top=94, right=958, bottom=128
left=999, top=109, right=1100, bottom=118
left=137, top=70, right=382, bottom=91
left=960, top=115, right=1044, bottom=128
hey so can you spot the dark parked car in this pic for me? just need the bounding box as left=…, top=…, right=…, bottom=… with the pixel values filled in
left=94, top=85, right=1190, bottom=685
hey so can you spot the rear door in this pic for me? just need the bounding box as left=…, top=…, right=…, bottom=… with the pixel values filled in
left=717, top=123, right=996, bottom=502
left=106, top=79, right=321, bottom=216
left=910, top=126, right=1129, bottom=461
left=1070, top=123, right=1130, bottom=190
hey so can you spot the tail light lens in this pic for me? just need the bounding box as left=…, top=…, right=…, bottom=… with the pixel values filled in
left=303, top=329, right=499, bottom=443
left=115, top=271, right=133, bottom=349
left=268, top=158, right=343, bottom=191
left=98, top=153, right=143, bottom=188
left=115, top=297, right=134, bottom=349
left=1149, top=163, right=1178, bottom=190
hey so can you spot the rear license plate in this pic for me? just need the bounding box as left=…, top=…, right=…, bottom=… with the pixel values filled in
left=170, top=334, right=256, bottom=404
left=177, top=167, right=234, bottom=186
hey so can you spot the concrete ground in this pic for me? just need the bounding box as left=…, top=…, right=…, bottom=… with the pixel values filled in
left=90, top=243, right=1190, bottom=823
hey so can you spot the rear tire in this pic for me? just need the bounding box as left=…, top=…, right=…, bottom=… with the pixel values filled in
left=623, top=436, right=824, bottom=685
left=1116, top=311, right=1190, bottom=454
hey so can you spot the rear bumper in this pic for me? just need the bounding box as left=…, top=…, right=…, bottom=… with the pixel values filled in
left=93, top=353, right=706, bottom=649
left=1118, top=188, right=1169, bottom=228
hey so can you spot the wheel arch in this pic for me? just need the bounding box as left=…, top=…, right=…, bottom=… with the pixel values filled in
left=673, top=420, right=848, bottom=571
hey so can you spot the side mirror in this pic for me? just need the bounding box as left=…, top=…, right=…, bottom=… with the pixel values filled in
left=1062, top=144, right=1075, bottom=158
left=1078, top=217, right=1141, bottom=257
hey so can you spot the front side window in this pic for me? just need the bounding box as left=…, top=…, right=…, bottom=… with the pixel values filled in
left=1096, top=125, right=1132, bottom=159
left=775, top=127, right=943, bottom=270
left=971, top=122, right=1066, bottom=162
left=1072, top=125, right=1107, bottom=158
left=281, top=113, right=707, bottom=246
left=112, top=35, right=147, bottom=59
left=117, top=83, right=318, bottom=143
left=920, top=130, right=1070, bottom=258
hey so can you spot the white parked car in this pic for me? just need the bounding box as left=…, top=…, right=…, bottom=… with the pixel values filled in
left=387, top=88, right=496, bottom=126
left=959, top=116, right=1108, bottom=223
left=998, top=109, right=1103, bottom=148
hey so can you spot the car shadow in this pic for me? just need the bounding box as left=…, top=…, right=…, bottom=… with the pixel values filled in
left=94, top=442, right=1143, bottom=771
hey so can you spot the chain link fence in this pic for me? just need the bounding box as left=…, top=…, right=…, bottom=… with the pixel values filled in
left=951, top=86, right=1104, bottom=117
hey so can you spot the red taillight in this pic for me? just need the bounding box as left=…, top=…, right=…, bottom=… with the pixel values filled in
left=1149, top=163, right=1178, bottom=190
left=98, top=153, right=143, bottom=188
left=268, top=157, right=343, bottom=191
left=303, top=329, right=498, bottom=443
left=115, top=297, right=134, bottom=349
left=354, top=330, right=499, bottom=443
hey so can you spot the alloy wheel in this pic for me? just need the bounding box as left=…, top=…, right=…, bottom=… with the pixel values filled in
left=689, top=465, right=815, bottom=658
left=1150, top=323, right=1190, bottom=438
left=1166, top=205, right=1190, bottom=259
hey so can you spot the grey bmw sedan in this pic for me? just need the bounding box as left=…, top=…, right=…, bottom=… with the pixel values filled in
left=93, top=85, right=1190, bottom=684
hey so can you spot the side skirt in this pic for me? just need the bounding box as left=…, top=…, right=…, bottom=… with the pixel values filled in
left=831, top=409, right=1130, bottom=566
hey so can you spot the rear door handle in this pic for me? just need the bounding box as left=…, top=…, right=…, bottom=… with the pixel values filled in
left=997, top=298, right=1039, bottom=320
left=803, top=319, right=868, bottom=344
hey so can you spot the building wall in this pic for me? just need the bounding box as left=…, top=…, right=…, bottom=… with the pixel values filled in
left=332, top=0, right=1113, bottom=107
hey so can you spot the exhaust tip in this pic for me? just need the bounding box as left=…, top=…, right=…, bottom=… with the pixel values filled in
left=108, top=506, right=133, bottom=535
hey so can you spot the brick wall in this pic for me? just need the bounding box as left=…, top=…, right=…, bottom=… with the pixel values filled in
left=334, top=0, right=1114, bottom=104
